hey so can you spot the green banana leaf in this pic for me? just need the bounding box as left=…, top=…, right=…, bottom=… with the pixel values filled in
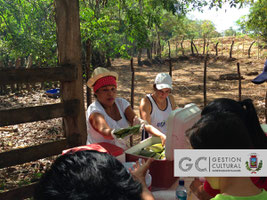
left=113, top=125, right=141, bottom=139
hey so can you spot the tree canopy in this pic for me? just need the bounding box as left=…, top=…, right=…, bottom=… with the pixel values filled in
left=246, top=0, right=267, bottom=42
left=0, top=0, right=258, bottom=67
left=0, top=0, right=56, bottom=66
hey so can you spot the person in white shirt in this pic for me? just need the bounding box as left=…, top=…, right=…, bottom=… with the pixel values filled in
left=86, top=67, right=166, bottom=149
left=139, top=73, right=176, bottom=139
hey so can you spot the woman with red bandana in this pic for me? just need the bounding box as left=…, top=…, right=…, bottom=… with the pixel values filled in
left=86, top=67, right=166, bottom=150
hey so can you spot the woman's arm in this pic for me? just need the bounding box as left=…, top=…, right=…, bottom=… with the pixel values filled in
left=89, top=113, right=114, bottom=139
left=139, top=97, right=152, bottom=124
left=124, top=106, right=137, bottom=126
left=169, top=94, right=176, bottom=110
left=144, top=124, right=166, bottom=146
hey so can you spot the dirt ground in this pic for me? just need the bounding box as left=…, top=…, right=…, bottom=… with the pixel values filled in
left=112, top=55, right=267, bottom=123
left=1, top=52, right=267, bottom=192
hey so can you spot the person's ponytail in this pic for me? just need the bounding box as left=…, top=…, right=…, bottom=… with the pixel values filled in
left=240, top=99, right=267, bottom=149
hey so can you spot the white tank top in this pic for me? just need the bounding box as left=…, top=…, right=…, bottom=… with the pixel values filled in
left=86, top=98, right=130, bottom=149
left=147, top=94, right=172, bottom=134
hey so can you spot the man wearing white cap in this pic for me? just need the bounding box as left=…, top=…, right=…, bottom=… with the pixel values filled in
left=139, top=73, right=176, bottom=139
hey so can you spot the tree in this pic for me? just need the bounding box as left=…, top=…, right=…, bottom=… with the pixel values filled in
left=246, top=0, right=267, bottom=42
left=0, top=0, right=56, bottom=66
left=224, top=27, right=237, bottom=36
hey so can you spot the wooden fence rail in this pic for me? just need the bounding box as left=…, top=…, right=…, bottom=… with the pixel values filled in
left=0, top=139, right=68, bottom=169
left=0, top=64, right=76, bottom=85
left=0, top=99, right=80, bottom=127
left=0, top=182, right=37, bottom=200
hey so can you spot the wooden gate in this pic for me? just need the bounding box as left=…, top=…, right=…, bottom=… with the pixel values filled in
left=0, top=1, right=87, bottom=199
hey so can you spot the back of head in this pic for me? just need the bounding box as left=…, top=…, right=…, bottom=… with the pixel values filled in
left=202, top=98, right=267, bottom=149
left=186, top=112, right=253, bottom=149
left=201, top=98, right=246, bottom=121
left=34, top=150, right=142, bottom=200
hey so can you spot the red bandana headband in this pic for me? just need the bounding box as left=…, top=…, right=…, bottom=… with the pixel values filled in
left=93, top=76, right=117, bottom=92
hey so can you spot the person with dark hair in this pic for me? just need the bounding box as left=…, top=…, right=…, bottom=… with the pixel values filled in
left=189, top=98, right=267, bottom=200
left=186, top=112, right=267, bottom=200
left=139, top=73, right=176, bottom=139
left=86, top=67, right=166, bottom=149
left=201, top=98, right=267, bottom=149
left=34, top=150, right=154, bottom=200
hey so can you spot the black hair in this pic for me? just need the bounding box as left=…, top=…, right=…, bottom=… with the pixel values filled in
left=153, top=84, right=157, bottom=91
left=186, top=112, right=253, bottom=149
left=34, top=150, right=142, bottom=200
left=201, top=98, right=267, bottom=149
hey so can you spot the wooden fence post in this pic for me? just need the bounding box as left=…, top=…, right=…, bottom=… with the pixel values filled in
left=237, top=62, right=242, bottom=101
left=229, top=40, right=234, bottom=58
left=86, top=39, right=92, bottom=108
left=168, top=41, right=172, bottom=77
left=203, top=57, right=207, bottom=107
left=55, top=0, right=87, bottom=146
left=130, top=58, right=134, bottom=146
left=248, top=41, right=255, bottom=58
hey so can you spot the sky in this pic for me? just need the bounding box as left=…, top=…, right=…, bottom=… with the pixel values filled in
left=187, top=3, right=251, bottom=33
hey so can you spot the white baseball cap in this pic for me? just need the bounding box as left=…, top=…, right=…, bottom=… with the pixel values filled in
left=154, top=73, right=172, bottom=90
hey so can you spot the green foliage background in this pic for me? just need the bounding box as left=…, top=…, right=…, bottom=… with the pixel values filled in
left=0, top=0, right=265, bottom=68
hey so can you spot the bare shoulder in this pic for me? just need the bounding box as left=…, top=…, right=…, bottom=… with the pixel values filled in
left=140, top=95, right=152, bottom=113
left=140, top=95, right=150, bottom=107
left=169, top=94, right=176, bottom=110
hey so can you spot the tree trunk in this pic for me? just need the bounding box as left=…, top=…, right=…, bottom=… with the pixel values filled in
left=86, top=39, right=92, bottom=108
left=176, top=41, right=178, bottom=56
left=150, top=41, right=153, bottom=59
left=156, top=26, right=161, bottom=58
left=147, top=48, right=151, bottom=60
left=106, top=56, right=111, bottom=68
left=15, top=58, right=22, bottom=91
left=55, top=0, right=87, bottom=146
left=138, top=49, right=142, bottom=65
left=190, top=39, right=195, bottom=55
left=206, top=40, right=209, bottom=55
left=25, top=55, right=33, bottom=92
left=168, top=41, right=171, bottom=58
left=193, top=42, right=198, bottom=55
left=168, top=41, right=172, bottom=77
left=202, top=37, right=206, bottom=55
left=130, top=58, right=134, bottom=146
left=180, top=37, right=185, bottom=56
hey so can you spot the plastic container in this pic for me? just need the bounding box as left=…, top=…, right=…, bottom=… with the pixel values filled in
left=126, top=103, right=201, bottom=189
left=45, top=88, right=60, bottom=98
left=176, top=179, right=187, bottom=200
left=166, top=103, right=201, bottom=160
